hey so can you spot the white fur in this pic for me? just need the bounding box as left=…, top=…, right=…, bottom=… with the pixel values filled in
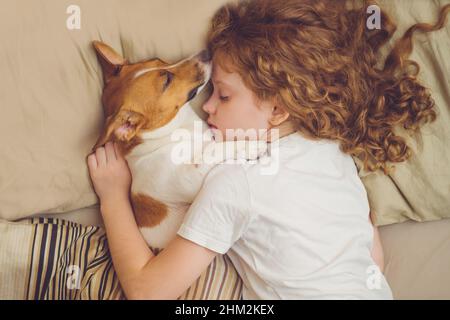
left=127, top=97, right=230, bottom=248
left=133, top=52, right=198, bottom=80
left=125, top=62, right=266, bottom=249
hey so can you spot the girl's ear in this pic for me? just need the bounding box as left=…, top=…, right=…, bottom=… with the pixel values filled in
left=269, top=105, right=290, bottom=127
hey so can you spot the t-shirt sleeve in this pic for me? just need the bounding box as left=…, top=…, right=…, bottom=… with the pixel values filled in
left=177, top=165, right=252, bottom=254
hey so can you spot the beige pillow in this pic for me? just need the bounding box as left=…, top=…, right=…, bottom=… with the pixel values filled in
left=1, top=0, right=448, bottom=228
left=0, top=0, right=242, bottom=301
left=0, top=0, right=229, bottom=220
left=353, top=0, right=450, bottom=226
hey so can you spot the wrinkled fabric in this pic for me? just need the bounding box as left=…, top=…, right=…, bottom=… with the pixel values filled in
left=0, top=0, right=449, bottom=225
left=353, top=0, right=450, bottom=226
left=0, top=0, right=226, bottom=220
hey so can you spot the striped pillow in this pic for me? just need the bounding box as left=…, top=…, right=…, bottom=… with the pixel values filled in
left=178, top=254, right=243, bottom=300
left=0, top=217, right=243, bottom=300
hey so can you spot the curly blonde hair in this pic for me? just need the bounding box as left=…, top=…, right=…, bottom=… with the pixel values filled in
left=206, top=0, right=450, bottom=174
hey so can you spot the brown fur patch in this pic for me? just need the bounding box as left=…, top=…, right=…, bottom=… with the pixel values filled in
left=130, top=192, right=168, bottom=228
left=93, top=41, right=207, bottom=153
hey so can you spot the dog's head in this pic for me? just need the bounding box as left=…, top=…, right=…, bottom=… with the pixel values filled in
left=92, top=41, right=211, bottom=151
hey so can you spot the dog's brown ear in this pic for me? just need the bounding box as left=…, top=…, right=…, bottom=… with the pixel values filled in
left=93, top=41, right=127, bottom=84
left=93, top=109, right=146, bottom=151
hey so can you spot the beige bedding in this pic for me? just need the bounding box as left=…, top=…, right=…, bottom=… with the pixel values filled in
left=0, top=0, right=449, bottom=299
left=354, top=0, right=450, bottom=226
left=0, top=0, right=228, bottom=221
left=0, top=0, right=449, bottom=225
left=380, top=218, right=450, bottom=299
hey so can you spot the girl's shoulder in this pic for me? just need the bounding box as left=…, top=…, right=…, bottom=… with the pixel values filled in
left=204, top=162, right=250, bottom=192
left=276, top=131, right=337, bottom=150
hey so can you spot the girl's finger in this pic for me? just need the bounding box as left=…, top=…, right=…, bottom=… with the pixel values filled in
left=87, top=153, right=97, bottom=171
left=95, top=146, right=107, bottom=166
left=105, top=141, right=117, bottom=162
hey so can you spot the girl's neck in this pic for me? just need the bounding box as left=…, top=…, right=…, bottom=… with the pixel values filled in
left=267, top=120, right=297, bottom=143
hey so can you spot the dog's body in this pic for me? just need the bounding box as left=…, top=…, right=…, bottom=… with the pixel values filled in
left=92, top=41, right=266, bottom=251
left=126, top=103, right=213, bottom=249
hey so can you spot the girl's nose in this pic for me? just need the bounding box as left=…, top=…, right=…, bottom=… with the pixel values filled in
left=202, top=96, right=216, bottom=115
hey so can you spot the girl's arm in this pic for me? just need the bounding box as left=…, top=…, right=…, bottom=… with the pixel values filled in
left=369, top=211, right=385, bottom=274
left=87, top=141, right=217, bottom=299
left=101, top=198, right=217, bottom=299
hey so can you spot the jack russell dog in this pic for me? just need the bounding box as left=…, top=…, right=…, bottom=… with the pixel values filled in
left=91, top=41, right=267, bottom=253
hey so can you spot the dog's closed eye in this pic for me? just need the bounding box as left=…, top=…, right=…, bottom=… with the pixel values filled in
left=160, top=71, right=174, bottom=91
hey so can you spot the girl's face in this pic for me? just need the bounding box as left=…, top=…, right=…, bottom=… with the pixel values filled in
left=202, top=60, right=274, bottom=141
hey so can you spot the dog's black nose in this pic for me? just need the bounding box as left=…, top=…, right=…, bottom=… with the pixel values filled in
left=196, top=49, right=211, bottom=63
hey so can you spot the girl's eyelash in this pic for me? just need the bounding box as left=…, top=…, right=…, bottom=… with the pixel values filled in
left=211, top=83, right=229, bottom=101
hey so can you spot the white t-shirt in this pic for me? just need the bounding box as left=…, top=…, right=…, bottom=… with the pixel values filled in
left=177, top=132, right=393, bottom=300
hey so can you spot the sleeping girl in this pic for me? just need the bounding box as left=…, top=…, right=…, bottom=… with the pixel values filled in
left=87, top=0, right=449, bottom=299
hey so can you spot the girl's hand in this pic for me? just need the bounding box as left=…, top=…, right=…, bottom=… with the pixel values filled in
left=87, top=141, right=132, bottom=204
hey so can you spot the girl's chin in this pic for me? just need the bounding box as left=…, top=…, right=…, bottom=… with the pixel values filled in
left=211, top=129, right=223, bottom=142
left=206, top=124, right=221, bottom=141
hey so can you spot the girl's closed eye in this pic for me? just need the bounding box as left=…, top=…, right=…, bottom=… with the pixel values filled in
left=211, top=82, right=230, bottom=102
